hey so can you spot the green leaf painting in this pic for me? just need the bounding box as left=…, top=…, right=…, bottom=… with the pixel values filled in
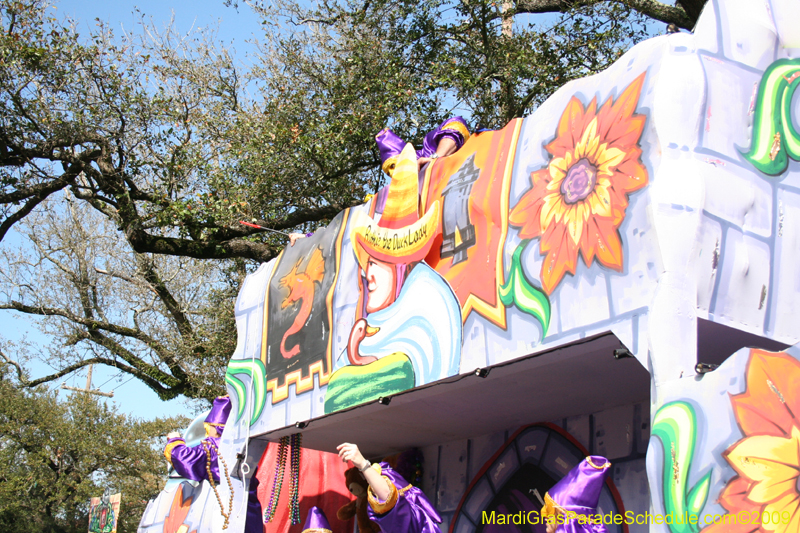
left=651, top=401, right=712, bottom=533
left=742, top=58, right=800, bottom=176
left=225, top=359, right=267, bottom=425
left=499, top=241, right=551, bottom=334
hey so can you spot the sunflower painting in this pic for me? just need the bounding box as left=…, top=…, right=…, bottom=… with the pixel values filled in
left=509, top=73, right=649, bottom=294
left=703, top=350, right=800, bottom=533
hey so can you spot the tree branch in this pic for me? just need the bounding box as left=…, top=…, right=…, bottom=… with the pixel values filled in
left=0, top=301, right=171, bottom=357
left=135, top=255, right=194, bottom=339
left=72, top=330, right=185, bottom=399
left=1, top=354, right=107, bottom=388
left=0, top=347, right=29, bottom=384
left=121, top=202, right=346, bottom=262
left=512, top=0, right=697, bottom=29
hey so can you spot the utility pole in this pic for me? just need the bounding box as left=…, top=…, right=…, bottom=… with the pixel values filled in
left=61, top=364, right=114, bottom=397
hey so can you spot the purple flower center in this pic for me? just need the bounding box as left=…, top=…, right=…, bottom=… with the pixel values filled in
left=561, top=158, right=597, bottom=204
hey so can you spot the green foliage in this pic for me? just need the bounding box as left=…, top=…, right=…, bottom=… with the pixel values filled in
left=0, top=368, right=189, bottom=533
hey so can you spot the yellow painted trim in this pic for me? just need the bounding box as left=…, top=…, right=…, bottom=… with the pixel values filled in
left=382, top=156, right=398, bottom=176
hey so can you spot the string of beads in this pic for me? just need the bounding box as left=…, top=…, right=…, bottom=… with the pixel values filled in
left=203, top=440, right=234, bottom=530
left=262, top=436, right=289, bottom=523
left=288, top=433, right=302, bottom=524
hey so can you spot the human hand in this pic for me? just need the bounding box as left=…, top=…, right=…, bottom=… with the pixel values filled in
left=337, top=442, right=369, bottom=471
left=288, top=233, right=306, bottom=246
left=167, top=431, right=181, bottom=439
left=417, top=157, right=432, bottom=169
left=546, top=521, right=556, bottom=533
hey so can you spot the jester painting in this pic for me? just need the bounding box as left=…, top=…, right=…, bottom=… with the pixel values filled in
left=324, top=143, right=463, bottom=413
left=88, top=489, right=118, bottom=533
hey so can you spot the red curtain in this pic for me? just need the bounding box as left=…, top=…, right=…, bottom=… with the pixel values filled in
left=257, top=444, right=355, bottom=533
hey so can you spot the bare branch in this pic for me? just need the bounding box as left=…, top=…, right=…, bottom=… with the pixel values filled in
left=0, top=347, right=29, bottom=384
left=0, top=301, right=169, bottom=355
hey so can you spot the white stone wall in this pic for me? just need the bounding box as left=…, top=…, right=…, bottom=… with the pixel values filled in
left=426, top=400, right=650, bottom=533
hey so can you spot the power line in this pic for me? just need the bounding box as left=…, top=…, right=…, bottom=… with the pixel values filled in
left=96, top=372, right=123, bottom=390
left=114, top=374, right=137, bottom=390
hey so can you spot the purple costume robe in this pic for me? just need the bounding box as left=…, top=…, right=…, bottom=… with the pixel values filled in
left=376, top=117, right=470, bottom=176
left=365, top=462, right=442, bottom=533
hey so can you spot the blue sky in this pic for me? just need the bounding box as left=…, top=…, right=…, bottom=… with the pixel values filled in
left=58, top=0, right=265, bottom=48
left=0, top=0, right=265, bottom=421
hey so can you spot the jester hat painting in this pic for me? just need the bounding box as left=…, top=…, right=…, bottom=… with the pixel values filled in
left=351, top=143, right=440, bottom=274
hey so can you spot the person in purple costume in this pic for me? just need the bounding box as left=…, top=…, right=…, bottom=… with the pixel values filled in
left=376, top=117, right=470, bottom=177
left=540, top=456, right=612, bottom=533
left=164, top=396, right=262, bottom=533
left=337, top=443, right=442, bottom=533
left=290, top=118, right=470, bottom=247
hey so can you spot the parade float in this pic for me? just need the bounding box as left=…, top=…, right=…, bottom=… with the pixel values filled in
left=139, top=0, right=800, bottom=531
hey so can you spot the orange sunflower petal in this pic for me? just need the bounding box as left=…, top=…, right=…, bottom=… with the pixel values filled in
left=510, top=186, right=545, bottom=240
left=539, top=220, right=579, bottom=294
left=571, top=98, right=598, bottom=151
left=614, top=153, right=649, bottom=193
left=608, top=114, right=648, bottom=149
left=552, top=97, right=587, bottom=157
left=731, top=350, right=800, bottom=438
left=581, top=215, right=624, bottom=270
left=725, top=429, right=800, bottom=504
left=719, top=476, right=759, bottom=513
left=609, top=73, right=646, bottom=124
left=596, top=73, right=646, bottom=147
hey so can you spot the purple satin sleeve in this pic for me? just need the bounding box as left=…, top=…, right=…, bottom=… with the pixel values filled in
left=366, top=463, right=442, bottom=533
left=557, top=521, right=608, bottom=533
left=367, top=496, right=442, bottom=533
left=417, top=117, right=468, bottom=159
left=168, top=437, right=220, bottom=483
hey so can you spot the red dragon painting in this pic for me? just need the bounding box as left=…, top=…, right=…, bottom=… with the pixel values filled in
left=278, top=246, right=326, bottom=359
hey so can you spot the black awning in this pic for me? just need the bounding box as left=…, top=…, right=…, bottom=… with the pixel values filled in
left=252, top=332, right=650, bottom=458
